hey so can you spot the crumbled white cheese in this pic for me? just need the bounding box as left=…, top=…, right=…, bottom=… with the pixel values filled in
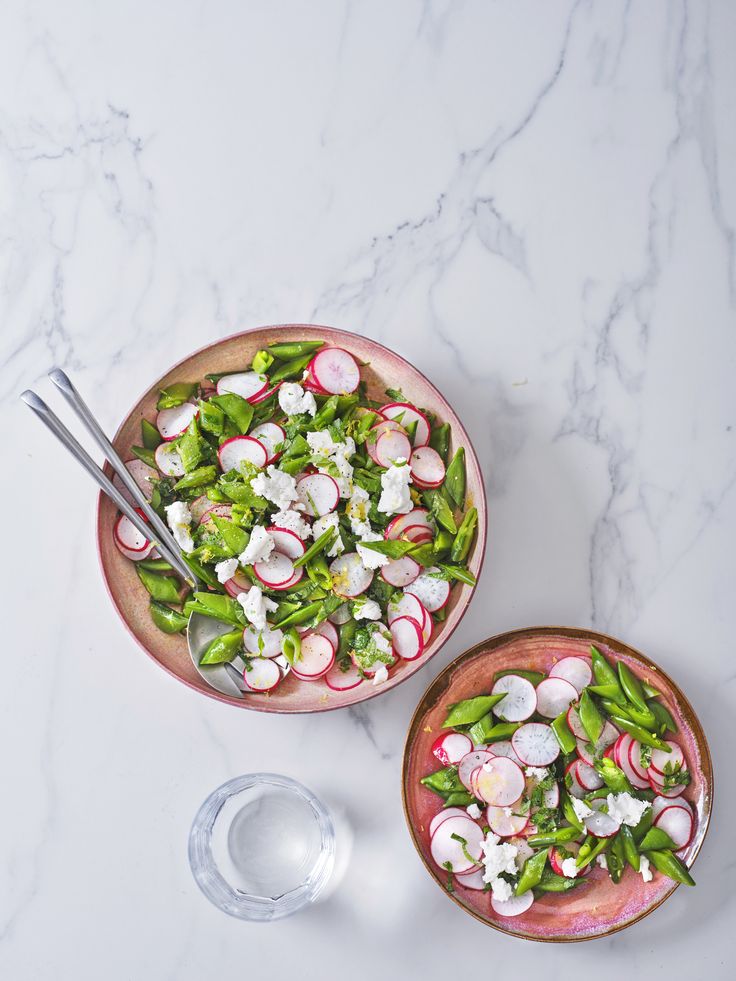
left=571, top=797, right=594, bottom=822
left=596, top=853, right=608, bottom=870
left=312, top=512, right=343, bottom=557
left=377, top=462, right=413, bottom=516
left=525, top=767, right=549, bottom=782
left=346, top=486, right=372, bottom=536
left=236, top=586, right=277, bottom=631
left=639, top=854, right=653, bottom=882
left=605, top=792, right=651, bottom=828
left=466, top=803, right=482, bottom=820
left=165, top=500, right=194, bottom=552
left=356, top=529, right=389, bottom=569
left=371, top=664, right=389, bottom=686
left=481, top=832, right=519, bottom=888
left=251, top=465, right=300, bottom=511
left=502, top=806, right=513, bottom=818
left=314, top=436, right=356, bottom=498
left=372, top=630, right=392, bottom=656
left=238, top=526, right=275, bottom=566
left=560, top=857, right=579, bottom=878
left=306, top=430, right=338, bottom=455
left=215, top=557, right=239, bottom=583
left=278, top=382, right=317, bottom=417
left=270, top=508, right=312, bottom=540
left=490, top=877, right=514, bottom=902
left=352, top=597, right=382, bottom=620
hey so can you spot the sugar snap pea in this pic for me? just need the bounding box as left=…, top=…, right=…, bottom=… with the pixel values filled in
left=444, top=447, right=466, bottom=508
left=515, top=848, right=549, bottom=895
left=200, top=630, right=243, bottom=665
left=551, top=710, right=577, bottom=754
left=494, top=668, right=545, bottom=685
left=579, top=689, right=604, bottom=743
left=638, top=827, right=677, bottom=852
left=141, top=417, right=162, bottom=449
left=527, top=827, right=580, bottom=848
left=467, top=717, right=519, bottom=745
left=132, top=445, right=157, bottom=468
left=136, top=567, right=182, bottom=604
left=617, top=661, right=648, bottom=712
left=174, top=465, right=218, bottom=491
left=429, top=422, right=451, bottom=463
left=293, top=527, right=337, bottom=568
left=608, top=834, right=625, bottom=884
left=648, top=699, right=678, bottom=734
left=157, top=382, right=198, bottom=410
left=267, top=340, right=324, bottom=359
left=450, top=507, right=477, bottom=563
left=606, top=714, right=672, bottom=751
left=149, top=600, right=188, bottom=634
left=590, top=645, right=626, bottom=699
left=210, top=393, right=254, bottom=434
left=269, top=353, right=314, bottom=384
left=251, top=349, right=274, bottom=373
left=594, top=757, right=632, bottom=794
left=618, top=825, right=640, bottom=871
left=442, top=693, right=506, bottom=728
left=645, top=849, right=695, bottom=886
left=536, top=870, right=580, bottom=893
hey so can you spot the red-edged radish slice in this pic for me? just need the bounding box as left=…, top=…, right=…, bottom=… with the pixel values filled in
left=218, top=435, right=268, bottom=473
left=651, top=795, right=690, bottom=819
left=432, top=732, right=474, bottom=766
left=491, top=675, right=537, bottom=722
left=328, top=602, right=352, bottom=625
left=487, top=741, right=522, bottom=765
left=266, top=526, right=306, bottom=560
left=454, top=868, right=487, bottom=891
left=576, top=720, right=620, bottom=765
left=329, top=553, right=374, bottom=597
left=310, top=347, right=361, bottom=395
left=550, top=841, right=588, bottom=877
left=566, top=705, right=587, bottom=739
left=216, top=371, right=268, bottom=402
left=655, top=781, right=689, bottom=799
left=387, top=592, right=425, bottom=625
left=616, top=736, right=650, bottom=790
left=390, top=616, right=424, bottom=661
left=112, top=459, right=158, bottom=505
left=458, top=750, right=494, bottom=790
left=279, top=567, right=305, bottom=590
left=243, top=625, right=284, bottom=659
left=385, top=508, right=433, bottom=540
left=535, top=677, right=578, bottom=718
left=253, top=551, right=295, bottom=588
left=114, top=510, right=149, bottom=552
left=296, top=473, right=340, bottom=516
left=650, top=741, right=685, bottom=776
left=486, top=805, right=529, bottom=837
left=380, top=555, right=420, bottom=588
left=653, top=805, right=693, bottom=849
left=324, top=659, right=363, bottom=691
left=429, top=816, right=484, bottom=873
left=198, top=504, right=232, bottom=525
left=250, top=382, right=281, bottom=405
left=291, top=632, right=335, bottom=680
left=401, top=524, right=434, bottom=544
left=156, top=402, right=198, bottom=440
left=302, top=369, right=329, bottom=395
left=380, top=402, right=430, bottom=447
left=576, top=760, right=604, bottom=791
left=311, top=620, right=339, bottom=651
left=154, top=441, right=185, bottom=476
left=409, top=446, right=445, bottom=487
left=404, top=568, right=450, bottom=612
left=584, top=807, right=620, bottom=838
left=429, top=808, right=468, bottom=836
left=549, top=656, right=592, bottom=694
left=243, top=658, right=281, bottom=692
left=491, top=891, right=534, bottom=918
left=475, top=757, right=525, bottom=807
left=189, top=494, right=215, bottom=524
left=628, top=739, right=649, bottom=782
left=116, top=540, right=155, bottom=561
left=375, top=430, right=412, bottom=468
left=565, top=760, right=588, bottom=799
left=511, top=723, right=560, bottom=767
left=224, top=570, right=252, bottom=598
left=250, top=422, right=286, bottom=464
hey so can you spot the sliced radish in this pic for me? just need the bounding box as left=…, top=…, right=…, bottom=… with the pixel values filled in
left=296, top=473, right=340, bottom=516
left=429, top=808, right=468, bottom=837
left=405, top=568, right=450, bottom=612
left=154, top=441, right=185, bottom=476
left=116, top=539, right=155, bottom=561
left=458, top=750, right=494, bottom=790
left=218, top=435, right=268, bottom=473
left=576, top=760, right=604, bottom=791
left=628, top=739, right=649, bottom=783
left=373, top=429, right=412, bottom=469
left=565, top=760, right=588, bottom=800
left=650, top=741, right=685, bottom=776
left=584, top=808, right=620, bottom=838
left=312, top=620, right=339, bottom=651
left=535, top=677, right=578, bottom=718
left=156, top=402, right=198, bottom=440
left=616, top=736, right=650, bottom=790
left=401, top=524, right=434, bottom=545
left=409, top=446, right=446, bottom=487
left=266, top=526, right=306, bottom=560
left=549, top=656, right=592, bottom=694
left=243, top=625, right=284, bottom=659
left=189, top=494, right=216, bottom=524
left=224, top=570, right=252, bottom=598
left=430, top=816, right=484, bottom=874
left=309, top=347, right=360, bottom=395
left=432, top=732, right=474, bottom=767
left=329, top=553, right=374, bottom=597
left=381, top=555, right=421, bottom=588
left=250, top=382, right=281, bottom=405
left=216, top=371, right=268, bottom=402
left=651, top=795, right=690, bottom=819
left=654, top=805, right=693, bottom=850
left=566, top=705, right=587, bottom=740
left=387, top=591, right=426, bottom=625
left=380, top=403, right=430, bottom=447
left=488, top=741, right=522, bottom=765
left=302, top=369, right=329, bottom=395
left=511, top=723, right=560, bottom=767
left=454, top=868, right=487, bottom=891
left=366, top=420, right=406, bottom=465
left=254, top=551, right=295, bottom=588
left=112, top=459, right=158, bottom=505
left=492, top=675, right=537, bottom=723
left=324, top=659, right=363, bottom=691
left=550, top=841, right=588, bottom=877
left=486, top=805, right=529, bottom=837
left=491, top=891, right=534, bottom=918
left=291, top=632, right=335, bottom=680
left=390, top=616, right=424, bottom=661
left=114, top=510, right=149, bottom=552
left=250, top=422, right=286, bottom=464
left=385, top=508, right=433, bottom=540
left=475, top=757, right=525, bottom=807
left=243, top=658, right=281, bottom=692
left=198, top=503, right=232, bottom=525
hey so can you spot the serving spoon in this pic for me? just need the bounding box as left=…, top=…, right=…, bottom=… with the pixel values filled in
left=21, top=369, right=249, bottom=697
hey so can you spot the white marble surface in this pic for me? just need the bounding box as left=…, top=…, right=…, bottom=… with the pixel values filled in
left=1, top=0, right=734, bottom=976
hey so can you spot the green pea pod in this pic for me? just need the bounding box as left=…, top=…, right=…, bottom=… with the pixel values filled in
left=139, top=557, right=174, bottom=572
left=132, top=445, right=157, bottom=468
left=432, top=529, right=455, bottom=557
left=252, top=349, right=274, bottom=373
left=536, top=870, right=580, bottom=893
left=576, top=836, right=610, bottom=870
left=211, top=516, right=249, bottom=555
left=307, top=555, right=332, bottom=591
left=423, top=489, right=457, bottom=534
left=645, top=849, right=695, bottom=886
left=494, top=668, right=545, bottom=685
left=269, top=354, right=315, bottom=384
left=210, top=393, right=254, bottom=434
left=467, top=717, right=519, bottom=745
left=648, top=699, right=678, bottom=734
left=429, top=422, right=451, bottom=463
left=450, top=508, right=477, bottom=563
left=337, top=618, right=358, bottom=660
left=444, top=447, right=466, bottom=509
left=312, top=395, right=339, bottom=429
left=607, top=714, right=672, bottom=751
left=618, top=825, right=640, bottom=871
left=437, top=564, right=476, bottom=586
left=149, top=600, right=188, bottom=634
left=267, top=340, right=324, bottom=360
left=617, top=661, right=648, bottom=712
left=336, top=394, right=359, bottom=416
left=551, top=711, right=577, bottom=755
left=360, top=539, right=417, bottom=560
left=141, top=418, right=162, bottom=449
left=137, top=567, right=182, bottom=603
left=594, top=757, right=632, bottom=794
left=638, top=827, right=676, bottom=852
left=444, top=791, right=474, bottom=807
left=642, top=681, right=661, bottom=699
left=631, top=806, right=654, bottom=844
left=200, top=630, right=243, bottom=665
left=281, top=628, right=301, bottom=666
left=293, top=527, right=337, bottom=568
left=590, top=645, right=626, bottom=698
left=579, top=689, right=604, bottom=743
left=274, top=601, right=324, bottom=629
left=157, top=382, right=198, bottom=410
left=186, top=591, right=243, bottom=626
left=562, top=792, right=584, bottom=833
left=608, top=834, right=625, bottom=884
left=421, top=766, right=465, bottom=798
left=174, top=465, right=218, bottom=491
left=442, top=694, right=506, bottom=728
left=527, top=827, right=580, bottom=848
left=407, top=543, right=435, bottom=567
left=279, top=454, right=311, bottom=476
left=198, top=399, right=225, bottom=436
left=515, top=848, right=549, bottom=896
left=184, top=556, right=223, bottom=590
left=587, top=683, right=628, bottom=707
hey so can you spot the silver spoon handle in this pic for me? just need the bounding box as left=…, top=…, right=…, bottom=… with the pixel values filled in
left=47, top=368, right=199, bottom=587
left=20, top=390, right=197, bottom=586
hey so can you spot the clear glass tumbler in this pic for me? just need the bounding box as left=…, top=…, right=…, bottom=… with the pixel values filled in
left=188, top=773, right=335, bottom=921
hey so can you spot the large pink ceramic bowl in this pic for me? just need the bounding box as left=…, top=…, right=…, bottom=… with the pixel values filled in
left=97, top=324, right=486, bottom=713
left=402, top=627, right=713, bottom=941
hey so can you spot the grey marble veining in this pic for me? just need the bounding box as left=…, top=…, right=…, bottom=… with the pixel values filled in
left=1, top=1, right=734, bottom=978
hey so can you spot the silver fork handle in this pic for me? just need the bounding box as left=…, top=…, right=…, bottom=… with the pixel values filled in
left=47, top=368, right=197, bottom=586
left=21, top=390, right=198, bottom=586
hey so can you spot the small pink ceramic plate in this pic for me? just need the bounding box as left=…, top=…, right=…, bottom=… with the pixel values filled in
left=402, top=627, right=713, bottom=942
left=97, top=324, right=486, bottom=713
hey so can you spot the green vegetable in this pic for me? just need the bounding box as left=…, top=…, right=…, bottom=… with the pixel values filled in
left=579, top=689, right=604, bottom=743
left=359, top=538, right=418, bottom=560
left=252, top=350, right=274, bottom=373
left=138, top=557, right=174, bottom=572
left=631, top=806, right=654, bottom=844
left=590, top=645, right=625, bottom=701
left=198, top=399, right=225, bottom=436
left=312, top=396, right=339, bottom=429
left=157, top=382, right=198, bottom=410
left=450, top=508, right=477, bottom=563
left=293, top=527, right=337, bottom=568
left=429, top=423, right=451, bottom=463
left=638, top=827, right=676, bottom=852
left=587, top=683, right=628, bottom=707
left=562, top=792, right=584, bottom=833
left=269, top=354, right=314, bottom=384
left=336, top=617, right=358, bottom=661
left=442, top=693, right=506, bottom=728
left=536, top=870, right=580, bottom=892
left=444, top=791, right=474, bottom=807
left=494, top=668, right=544, bottom=685
left=307, top=555, right=332, bottom=591
left=576, top=836, right=610, bottom=870
left=173, top=465, right=217, bottom=491
left=527, top=827, right=580, bottom=848
left=184, top=591, right=243, bottom=626
left=437, top=564, right=476, bottom=586
left=605, top=713, right=672, bottom=751
left=149, top=600, right=188, bottom=634
left=642, top=681, right=661, bottom=699
left=136, top=567, right=182, bottom=603
left=645, top=849, right=695, bottom=886
left=281, top=628, right=301, bottom=666
left=467, top=717, right=519, bottom=745
left=210, top=393, right=254, bottom=434
left=199, top=630, right=243, bottom=665
left=131, top=445, right=157, bottom=468
left=420, top=766, right=465, bottom=799
left=649, top=699, right=678, bottom=734
left=594, top=757, right=632, bottom=794
left=274, top=601, right=323, bottom=629
left=608, top=834, right=625, bottom=884
left=618, top=661, right=648, bottom=713
left=141, top=418, right=162, bottom=449
left=444, top=447, right=466, bottom=509
left=211, top=515, right=249, bottom=555
left=515, top=848, right=548, bottom=895
left=423, top=489, right=456, bottom=534
left=268, top=340, right=324, bottom=359
left=618, top=824, right=640, bottom=871
left=551, top=710, right=577, bottom=754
